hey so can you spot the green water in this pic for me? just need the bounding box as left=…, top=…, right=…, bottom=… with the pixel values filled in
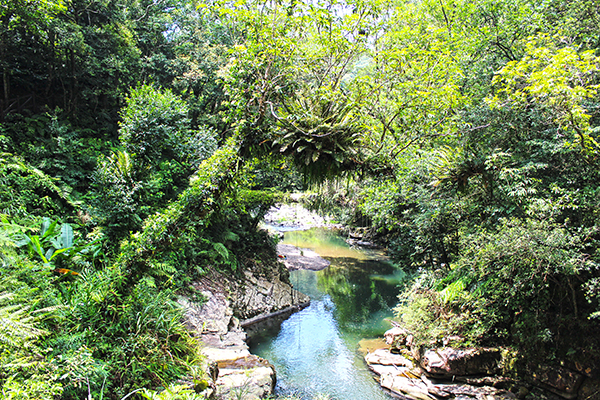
left=250, top=228, right=404, bottom=400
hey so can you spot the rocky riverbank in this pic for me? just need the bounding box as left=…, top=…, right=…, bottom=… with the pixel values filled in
left=178, top=267, right=311, bottom=399
left=363, top=326, right=600, bottom=400
left=177, top=203, right=337, bottom=399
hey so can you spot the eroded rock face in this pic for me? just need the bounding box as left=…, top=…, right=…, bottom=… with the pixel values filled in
left=421, top=347, right=502, bottom=377
left=231, top=270, right=310, bottom=320
left=368, top=347, right=520, bottom=400
left=203, top=348, right=276, bottom=400
left=534, top=365, right=585, bottom=399
left=180, top=267, right=310, bottom=400
left=366, top=324, right=530, bottom=400
left=180, top=278, right=232, bottom=337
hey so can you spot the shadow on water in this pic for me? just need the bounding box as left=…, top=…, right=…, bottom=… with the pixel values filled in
left=249, top=228, right=404, bottom=400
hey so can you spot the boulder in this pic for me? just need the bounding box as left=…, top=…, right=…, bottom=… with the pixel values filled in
left=204, top=348, right=276, bottom=400
left=533, top=365, right=585, bottom=399
left=380, top=373, right=519, bottom=400
left=380, top=374, right=437, bottom=400
left=384, top=326, right=411, bottom=350
left=365, top=348, right=414, bottom=369
left=232, top=270, right=310, bottom=320
left=421, top=348, right=502, bottom=377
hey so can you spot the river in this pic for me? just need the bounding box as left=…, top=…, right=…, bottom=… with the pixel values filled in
left=249, top=228, right=404, bottom=400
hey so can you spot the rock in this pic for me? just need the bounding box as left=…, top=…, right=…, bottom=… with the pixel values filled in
left=453, top=375, right=517, bottom=389
left=433, top=383, right=517, bottom=399
left=378, top=369, right=520, bottom=400
left=180, top=267, right=309, bottom=400
left=384, top=326, right=410, bottom=350
left=231, top=270, right=310, bottom=319
left=442, top=335, right=464, bottom=347
left=217, top=366, right=275, bottom=400
left=204, top=348, right=276, bottom=400
left=347, top=227, right=366, bottom=239
left=365, top=348, right=414, bottom=369
left=578, top=376, right=600, bottom=400
left=534, top=365, right=585, bottom=399
left=380, top=374, right=437, bottom=400
left=276, top=243, right=330, bottom=271
left=179, top=279, right=232, bottom=337
left=356, top=240, right=380, bottom=249
left=421, top=348, right=502, bottom=377
left=201, top=347, right=252, bottom=362
left=369, top=364, right=413, bottom=378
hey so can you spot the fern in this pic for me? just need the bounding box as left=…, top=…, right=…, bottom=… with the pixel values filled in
left=438, top=279, right=466, bottom=305
left=0, top=293, right=47, bottom=367
left=150, top=261, right=178, bottom=277
left=212, top=242, right=230, bottom=261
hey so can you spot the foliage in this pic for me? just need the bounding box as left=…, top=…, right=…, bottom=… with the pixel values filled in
left=90, top=85, right=217, bottom=241
left=0, top=292, right=63, bottom=400
left=0, top=152, right=75, bottom=218
left=396, top=218, right=599, bottom=362
left=244, top=157, right=303, bottom=192
left=141, top=384, right=205, bottom=400
left=2, top=0, right=600, bottom=397
left=489, top=35, right=600, bottom=152
left=12, top=217, right=101, bottom=274
left=120, top=85, right=193, bottom=166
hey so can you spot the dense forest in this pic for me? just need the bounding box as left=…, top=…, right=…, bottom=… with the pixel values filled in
left=1, top=0, right=599, bottom=398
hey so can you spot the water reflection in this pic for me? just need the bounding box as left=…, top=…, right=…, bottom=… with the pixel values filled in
left=250, top=228, right=402, bottom=400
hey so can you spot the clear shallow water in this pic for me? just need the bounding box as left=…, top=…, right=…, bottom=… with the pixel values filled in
left=250, top=228, right=404, bottom=400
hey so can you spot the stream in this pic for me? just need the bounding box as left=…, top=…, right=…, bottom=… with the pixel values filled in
left=249, top=228, right=404, bottom=400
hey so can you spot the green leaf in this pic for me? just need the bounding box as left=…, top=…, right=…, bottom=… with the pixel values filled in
left=40, top=218, right=52, bottom=237
left=212, top=242, right=229, bottom=261
left=48, top=247, right=68, bottom=261
left=29, top=236, right=48, bottom=264
left=13, top=234, right=31, bottom=248
left=44, top=248, right=55, bottom=262
left=41, top=219, right=59, bottom=239
left=61, top=223, right=73, bottom=249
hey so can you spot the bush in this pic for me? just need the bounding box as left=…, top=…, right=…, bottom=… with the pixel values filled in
left=395, top=218, right=600, bottom=364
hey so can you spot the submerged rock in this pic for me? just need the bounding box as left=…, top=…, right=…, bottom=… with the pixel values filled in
left=358, top=338, right=389, bottom=355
